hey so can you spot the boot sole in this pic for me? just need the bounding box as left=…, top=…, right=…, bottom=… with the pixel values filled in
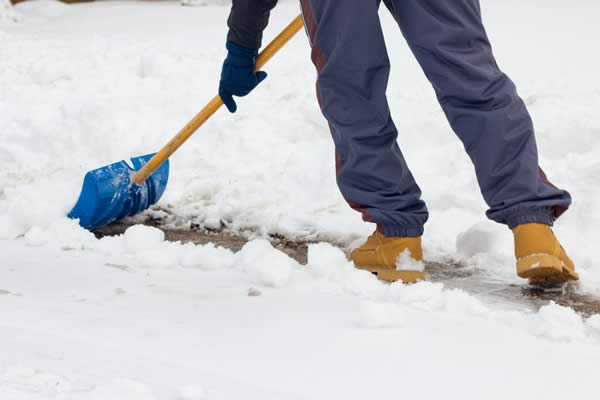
left=356, top=266, right=425, bottom=283
left=516, top=254, right=579, bottom=285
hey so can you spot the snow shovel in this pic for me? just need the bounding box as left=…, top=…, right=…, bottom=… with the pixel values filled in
left=69, top=15, right=305, bottom=229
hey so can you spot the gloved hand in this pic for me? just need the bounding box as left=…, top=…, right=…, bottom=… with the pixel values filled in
left=219, top=41, right=267, bottom=113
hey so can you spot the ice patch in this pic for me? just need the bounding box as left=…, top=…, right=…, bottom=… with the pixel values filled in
left=235, top=239, right=298, bottom=288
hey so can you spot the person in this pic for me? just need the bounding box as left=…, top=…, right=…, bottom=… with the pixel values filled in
left=219, top=0, right=578, bottom=285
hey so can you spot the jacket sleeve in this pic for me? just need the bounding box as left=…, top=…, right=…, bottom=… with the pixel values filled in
left=227, top=0, right=278, bottom=49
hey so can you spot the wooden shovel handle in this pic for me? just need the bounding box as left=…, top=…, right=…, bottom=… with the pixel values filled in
left=132, top=15, right=305, bottom=185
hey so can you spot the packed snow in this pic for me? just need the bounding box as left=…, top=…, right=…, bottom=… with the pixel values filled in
left=2, top=1, right=600, bottom=399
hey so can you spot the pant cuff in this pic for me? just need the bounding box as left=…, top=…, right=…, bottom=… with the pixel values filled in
left=378, top=224, right=424, bottom=237
left=505, top=208, right=555, bottom=229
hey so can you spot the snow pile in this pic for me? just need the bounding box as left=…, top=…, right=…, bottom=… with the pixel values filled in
left=17, top=219, right=600, bottom=345
left=17, top=219, right=600, bottom=344
left=3, top=220, right=600, bottom=399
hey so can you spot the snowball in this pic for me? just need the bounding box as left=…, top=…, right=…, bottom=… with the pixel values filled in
left=535, top=302, right=586, bottom=342
left=123, top=225, right=165, bottom=253
left=235, top=239, right=298, bottom=288
left=178, top=384, right=207, bottom=400
left=456, top=222, right=499, bottom=257
left=359, top=301, right=406, bottom=329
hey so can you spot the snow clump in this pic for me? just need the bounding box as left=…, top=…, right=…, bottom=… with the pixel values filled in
left=235, top=239, right=299, bottom=287
left=396, top=249, right=425, bottom=272
left=179, top=242, right=235, bottom=270
left=535, top=302, right=587, bottom=342
left=123, top=225, right=165, bottom=252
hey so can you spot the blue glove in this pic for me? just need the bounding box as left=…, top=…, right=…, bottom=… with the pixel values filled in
left=219, top=41, right=268, bottom=113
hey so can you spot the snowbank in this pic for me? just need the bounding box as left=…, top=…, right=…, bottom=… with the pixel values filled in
left=2, top=220, right=600, bottom=398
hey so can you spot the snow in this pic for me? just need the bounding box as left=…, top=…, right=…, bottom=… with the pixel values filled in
left=0, top=0, right=20, bottom=23
left=535, top=302, right=588, bottom=342
left=235, top=239, right=297, bottom=287
left=1, top=0, right=600, bottom=399
left=177, top=384, right=207, bottom=400
left=395, top=249, right=425, bottom=272
left=456, top=222, right=499, bottom=258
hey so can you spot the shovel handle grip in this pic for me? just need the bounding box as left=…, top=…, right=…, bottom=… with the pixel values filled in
left=132, top=15, right=305, bottom=185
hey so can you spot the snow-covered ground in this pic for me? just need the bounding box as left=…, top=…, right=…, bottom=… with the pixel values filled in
left=1, top=1, right=600, bottom=399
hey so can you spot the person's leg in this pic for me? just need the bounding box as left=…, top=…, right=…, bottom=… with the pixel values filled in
left=300, top=0, right=428, bottom=238
left=388, top=0, right=577, bottom=284
left=387, top=0, right=571, bottom=227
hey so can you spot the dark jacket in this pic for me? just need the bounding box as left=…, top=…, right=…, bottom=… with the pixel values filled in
left=227, top=0, right=278, bottom=49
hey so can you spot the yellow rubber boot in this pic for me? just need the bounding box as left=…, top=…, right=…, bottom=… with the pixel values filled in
left=512, top=223, right=578, bottom=285
left=350, top=230, right=424, bottom=283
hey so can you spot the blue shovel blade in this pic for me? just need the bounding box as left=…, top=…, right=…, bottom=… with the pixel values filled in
left=68, top=153, right=169, bottom=229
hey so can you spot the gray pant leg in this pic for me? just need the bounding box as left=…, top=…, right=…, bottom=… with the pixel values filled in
left=300, top=0, right=428, bottom=237
left=387, top=0, right=571, bottom=227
